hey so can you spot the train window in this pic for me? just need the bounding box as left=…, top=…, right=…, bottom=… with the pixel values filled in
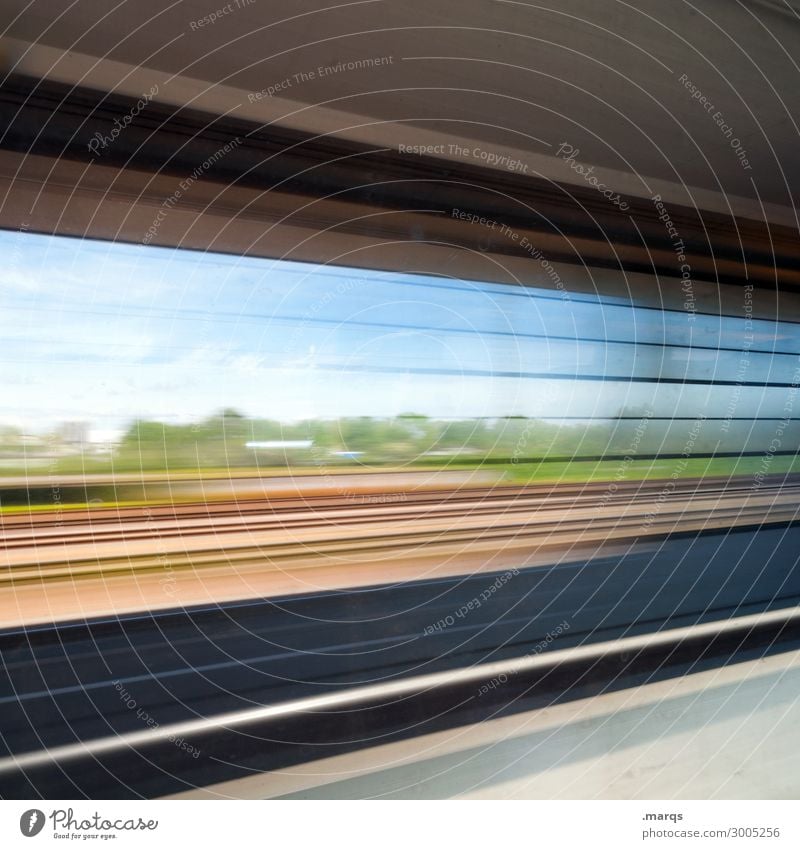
left=3, top=229, right=797, bottom=486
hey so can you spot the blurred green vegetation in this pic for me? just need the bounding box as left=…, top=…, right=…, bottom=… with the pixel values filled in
left=2, top=409, right=798, bottom=487
left=502, top=454, right=800, bottom=485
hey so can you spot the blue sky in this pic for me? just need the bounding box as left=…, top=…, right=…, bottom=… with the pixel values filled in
left=1, top=231, right=551, bottom=433
left=0, top=230, right=789, bottom=438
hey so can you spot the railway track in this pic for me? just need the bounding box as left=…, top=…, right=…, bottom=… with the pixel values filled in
left=1, top=475, right=797, bottom=625
left=3, top=476, right=798, bottom=548
left=4, top=474, right=799, bottom=530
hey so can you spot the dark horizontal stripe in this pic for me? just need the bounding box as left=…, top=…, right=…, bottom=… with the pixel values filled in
left=394, top=271, right=800, bottom=327
left=11, top=235, right=795, bottom=330
left=3, top=74, right=799, bottom=295
left=5, top=299, right=798, bottom=359
left=254, top=263, right=800, bottom=327
left=462, top=416, right=800, bottom=421
left=1, top=357, right=797, bottom=386
left=269, top=316, right=800, bottom=357
left=414, top=451, right=800, bottom=464
left=346, top=416, right=800, bottom=421
left=308, top=362, right=800, bottom=387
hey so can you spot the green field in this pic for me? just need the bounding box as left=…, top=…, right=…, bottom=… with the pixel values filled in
left=2, top=412, right=797, bottom=512
left=1, top=454, right=797, bottom=514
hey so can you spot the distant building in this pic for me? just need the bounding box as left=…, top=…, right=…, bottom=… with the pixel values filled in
left=58, top=421, right=89, bottom=447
